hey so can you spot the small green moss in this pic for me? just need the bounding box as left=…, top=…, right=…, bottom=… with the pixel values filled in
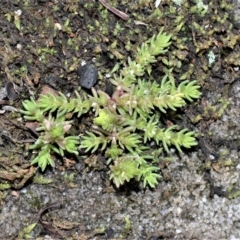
left=0, top=183, right=11, bottom=190
left=33, top=175, right=53, bottom=184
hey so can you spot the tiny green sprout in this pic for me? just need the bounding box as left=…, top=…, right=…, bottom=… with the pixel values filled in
left=64, top=172, right=77, bottom=187
left=121, top=216, right=131, bottom=238
left=14, top=10, right=21, bottom=31
left=16, top=222, right=37, bottom=240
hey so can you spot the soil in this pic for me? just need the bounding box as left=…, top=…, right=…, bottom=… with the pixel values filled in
left=1, top=0, right=240, bottom=239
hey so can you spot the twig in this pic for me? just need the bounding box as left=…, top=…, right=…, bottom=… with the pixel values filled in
left=98, top=0, right=129, bottom=21
left=38, top=201, right=66, bottom=238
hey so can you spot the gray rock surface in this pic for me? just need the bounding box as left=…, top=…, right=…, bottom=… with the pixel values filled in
left=1, top=80, right=240, bottom=239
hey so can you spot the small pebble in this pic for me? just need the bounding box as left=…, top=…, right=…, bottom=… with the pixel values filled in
left=5, top=81, right=19, bottom=100
left=77, top=63, right=98, bottom=89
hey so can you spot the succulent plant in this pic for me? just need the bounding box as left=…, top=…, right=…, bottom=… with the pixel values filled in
left=21, top=28, right=201, bottom=187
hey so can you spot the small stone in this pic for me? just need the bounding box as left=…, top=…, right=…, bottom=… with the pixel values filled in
left=5, top=81, right=19, bottom=100
left=77, top=63, right=98, bottom=89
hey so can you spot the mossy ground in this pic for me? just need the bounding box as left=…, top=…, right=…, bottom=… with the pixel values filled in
left=0, top=0, right=240, bottom=238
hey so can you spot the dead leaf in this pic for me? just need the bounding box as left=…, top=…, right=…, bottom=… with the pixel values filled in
left=134, top=20, right=148, bottom=26
left=38, top=201, right=66, bottom=238
left=40, top=85, right=58, bottom=96
left=212, top=163, right=220, bottom=172
left=33, top=72, right=41, bottom=85
left=25, top=121, right=39, bottom=132
left=25, top=74, right=34, bottom=87
left=98, top=0, right=129, bottom=21
left=53, top=217, right=79, bottom=230
left=64, top=158, right=76, bottom=168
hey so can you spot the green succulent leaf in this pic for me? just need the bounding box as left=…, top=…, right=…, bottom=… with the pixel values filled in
left=178, top=80, right=201, bottom=101
left=80, top=131, right=108, bottom=152
left=121, top=109, right=147, bottom=130
left=94, top=109, right=119, bottom=131
left=37, top=91, right=91, bottom=118
left=37, top=115, right=73, bottom=145
left=29, top=137, right=44, bottom=150
left=21, top=97, right=37, bottom=113
left=21, top=98, right=44, bottom=121
left=118, top=132, right=141, bottom=153
left=155, top=126, right=177, bottom=152
left=91, top=89, right=111, bottom=110
left=121, top=57, right=145, bottom=79
left=31, top=147, right=55, bottom=172
left=143, top=116, right=158, bottom=143
left=110, top=157, right=141, bottom=188
left=38, top=93, right=63, bottom=113
left=73, top=99, right=91, bottom=117
left=105, top=143, right=123, bottom=160
left=153, top=91, right=185, bottom=112
left=155, top=126, right=198, bottom=152
left=170, top=129, right=198, bottom=152
left=49, top=144, right=62, bottom=155
left=137, top=44, right=157, bottom=66
left=149, top=29, right=172, bottom=55
left=138, top=164, right=161, bottom=188
left=64, top=136, right=79, bottom=155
